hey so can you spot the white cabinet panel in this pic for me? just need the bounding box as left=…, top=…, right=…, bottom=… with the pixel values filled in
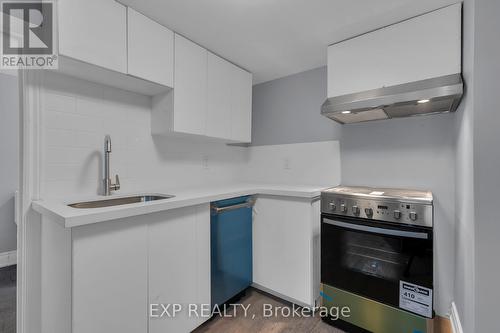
left=173, top=34, right=208, bottom=135
left=127, top=8, right=174, bottom=87
left=253, top=196, right=318, bottom=306
left=230, top=66, right=253, bottom=143
left=71, top=206, right=210, bottom=333
left=41, top=217, right=71, bottom=333
left=72, top=219, right=148, bottom=333
left=149, top=205, right=210, bottom=333
left=152, top=34, right=252, bottom=142
left=327, top=4, right=461, bottom=97
left=207, top=52, right=232, bottom=139
left=59, top=0, right=127, bottom=73
left=195, top=206, right=211, bottom=313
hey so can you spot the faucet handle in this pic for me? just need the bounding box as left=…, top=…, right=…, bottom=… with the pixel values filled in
left=112, top=174, right=120, bottom=191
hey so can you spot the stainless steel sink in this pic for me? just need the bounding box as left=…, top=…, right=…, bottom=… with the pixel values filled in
left=68, top=194, right=175, bottom=209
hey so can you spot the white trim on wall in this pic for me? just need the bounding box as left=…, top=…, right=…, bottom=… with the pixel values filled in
left=0, top=250, right=17, bottom=268
left=450, top=302, right=464, bottom=333
left=18, top=70, right=43, bottom=333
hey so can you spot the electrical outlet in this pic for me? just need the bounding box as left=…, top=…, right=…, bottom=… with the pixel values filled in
left=283, top=157, right=291, bottom=170
left=202, top=155, right=209, bottom=169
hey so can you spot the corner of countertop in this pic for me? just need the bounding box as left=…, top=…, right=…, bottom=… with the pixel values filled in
left=31, top=200, right=67, bottom=227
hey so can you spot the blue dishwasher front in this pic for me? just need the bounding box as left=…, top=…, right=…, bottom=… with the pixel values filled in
left=211, top=196, right=253, bottom=307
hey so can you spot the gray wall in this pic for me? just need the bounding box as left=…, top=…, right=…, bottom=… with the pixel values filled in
left=453, top=0, right=475, bottom=331
left=453, top=1, right=500, bottom=331
left=0, top=72, right=19, bottom=253
left=473, top=0, right=500, bottom=331
left=251, top=65, right=457, bottom=316
left=251, top=66, right=342, bottom=146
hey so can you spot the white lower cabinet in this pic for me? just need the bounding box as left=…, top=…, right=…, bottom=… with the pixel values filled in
left=42, top=205, right=210, bottom=333
left=41, top=195, right=319, bottom=332
left=252, top=195, right=320, bottom=307
left=72, top=218, right=149, bottom=333
left=148, top=205, right=210, bottom=333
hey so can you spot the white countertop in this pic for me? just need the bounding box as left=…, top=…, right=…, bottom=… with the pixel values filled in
left=32, top=183, right=332, bottom=228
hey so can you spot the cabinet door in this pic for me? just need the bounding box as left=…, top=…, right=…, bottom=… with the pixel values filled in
left=327, top=3, right=461, bottom=97
left=59, top=0, right=127, bottom=73
left=207, top=52, right=232, bottom=139
left=127, top=8, right=174, bottom=87
left=72, top=219, right=148, bottom=333
left=230, top=66, right=252, bottom=143
left=253, top=196, right=313, bottom=306
left=149, top=205, right=210, bottom=333
left=173, top=34, right=208, bottom=135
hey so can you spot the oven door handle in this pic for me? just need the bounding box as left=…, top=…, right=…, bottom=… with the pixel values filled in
left=322, top=218, right=429, bottom=240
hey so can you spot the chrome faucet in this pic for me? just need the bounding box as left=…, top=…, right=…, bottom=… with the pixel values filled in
left=103, top=135, right=120, bottom=196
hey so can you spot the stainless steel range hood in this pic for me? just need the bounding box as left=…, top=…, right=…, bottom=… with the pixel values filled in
left=321, top=74, right=463, bottom=124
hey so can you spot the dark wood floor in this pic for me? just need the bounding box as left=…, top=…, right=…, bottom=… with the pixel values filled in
left=194, top=288, right=344, bottom=333
left=0, top=265, right=16, bottom=333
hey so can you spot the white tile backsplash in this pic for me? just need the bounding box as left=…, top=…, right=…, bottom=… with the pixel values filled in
left=40, top=72, right=249, bottom=199
left=40, top=72, right=340, bottom=200
left=43, top=91, right=76, bottom=111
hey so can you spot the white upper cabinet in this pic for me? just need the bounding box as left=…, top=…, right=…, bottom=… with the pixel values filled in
left=327, top=4, right=462, bottom=98
left=153, top=35, right=253, bottom=143
left=207, top=52, right=233, bottom=140
left=173, top=34, right=208, bottom=136
left=207, top=52, right=252, bottom=142
left=58, top=1, right=252, bottom=139
left=127, top=8, right=174, bottom=87
left=59, top=0, right=127, bottom=73
left=58, top=1, right=171, bottom=95
left=230, top=65, right=253, bottom=143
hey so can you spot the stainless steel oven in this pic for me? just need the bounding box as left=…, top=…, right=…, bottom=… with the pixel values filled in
left=320, top=186, right=434, bottom=333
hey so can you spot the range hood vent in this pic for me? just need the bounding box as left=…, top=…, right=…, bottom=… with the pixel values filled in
left=321, top=74, right=463, bottom=124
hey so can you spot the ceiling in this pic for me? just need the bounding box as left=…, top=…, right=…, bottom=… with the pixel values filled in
left=119, top=0, right=460, bottom=85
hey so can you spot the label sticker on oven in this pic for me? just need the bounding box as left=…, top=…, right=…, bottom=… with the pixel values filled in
left=399, top=281, right=433, bottom=318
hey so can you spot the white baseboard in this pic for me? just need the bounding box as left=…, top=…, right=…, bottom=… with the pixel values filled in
left=450, top=302, right=464, bottom=333
left=0, top=250, right=17, bottom=268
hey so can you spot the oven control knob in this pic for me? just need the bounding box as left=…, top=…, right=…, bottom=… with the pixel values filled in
left=393, top=210, right=402, bottom=219
left=329, top=202, right=336, bottom=211
left=352, top=206, right=360, bottom=215
left=364, top=208, right=373, bottom=216
left=340, top=204, right=347, bottom=213
left=409, top=212, right=418, bottom=221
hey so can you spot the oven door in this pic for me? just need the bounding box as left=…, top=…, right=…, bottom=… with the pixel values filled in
left=321, top=214, right=433, bottom=317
